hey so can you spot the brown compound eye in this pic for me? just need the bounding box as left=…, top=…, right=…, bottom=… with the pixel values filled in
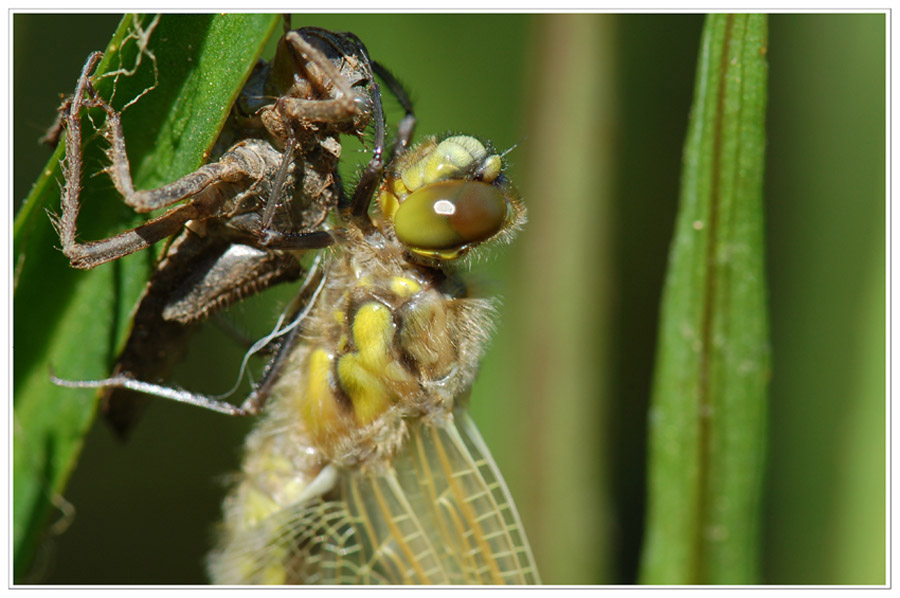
left=393, top=180, right=508, bottom=257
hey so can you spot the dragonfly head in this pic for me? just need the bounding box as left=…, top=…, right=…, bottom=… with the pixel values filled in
left=378, top=135, right=526, bottom=262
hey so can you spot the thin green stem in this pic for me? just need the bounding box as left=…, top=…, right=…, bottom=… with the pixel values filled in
left=639, top=14, right=769, bottom=584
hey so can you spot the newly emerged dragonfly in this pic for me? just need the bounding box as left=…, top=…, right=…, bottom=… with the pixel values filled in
left=51, top=18, right=538, bottom=585
left=206, top=133, right=538, bottom=584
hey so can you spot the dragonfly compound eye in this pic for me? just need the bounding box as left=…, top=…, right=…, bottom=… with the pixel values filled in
left=393, top=180, right=508, bottom=257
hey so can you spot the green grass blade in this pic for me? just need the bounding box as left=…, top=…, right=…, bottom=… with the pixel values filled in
left=639, top=14, right=769, bottom=584
left=13, top=13, right=279, bottom=580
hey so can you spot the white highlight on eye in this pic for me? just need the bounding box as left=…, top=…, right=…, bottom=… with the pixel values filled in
left=434, top=199, right=456, bottom=215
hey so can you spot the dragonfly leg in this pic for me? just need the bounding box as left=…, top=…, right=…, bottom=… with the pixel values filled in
left=53, top=52, right=277, bottom=270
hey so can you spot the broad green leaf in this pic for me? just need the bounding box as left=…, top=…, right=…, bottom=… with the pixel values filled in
left=13, top=13, right=279, bottom=579
left=639, top=14, right=769, bottom=584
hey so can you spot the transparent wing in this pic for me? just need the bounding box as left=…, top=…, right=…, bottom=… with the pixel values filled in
left=226, top=407, right=540, bottom=585
left=338, top=408, right=540, bottom=584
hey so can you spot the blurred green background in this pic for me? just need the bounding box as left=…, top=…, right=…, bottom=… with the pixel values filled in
left=13, top=13, right=885, bottom=585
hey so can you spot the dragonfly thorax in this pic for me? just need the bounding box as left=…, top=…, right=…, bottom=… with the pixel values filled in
left=268, top=228, right=497, bottom=470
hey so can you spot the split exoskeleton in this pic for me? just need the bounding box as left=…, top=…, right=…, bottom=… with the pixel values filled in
left=52, top=23, right=414, bottom=434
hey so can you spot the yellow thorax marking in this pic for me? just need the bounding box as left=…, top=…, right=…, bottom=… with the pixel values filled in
left=390, top=276, right=421, bottom=298
left=337, top=302, right=396, bottom=425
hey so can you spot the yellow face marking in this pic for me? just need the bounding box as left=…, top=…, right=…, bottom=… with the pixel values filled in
left=422, top=137, right=486, bottom=185
left=380, top=188, right=401, bottom=221
left=391, top=176, right=408, bottom=197
left=481, top=154, right=502, bottom=182
left=402, top=137, right=479, bottom=191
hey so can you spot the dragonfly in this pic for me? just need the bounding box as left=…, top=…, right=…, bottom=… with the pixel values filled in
left=52, top=18, right=539, bottom=585
left=205, top=132, right=539, bottom=584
